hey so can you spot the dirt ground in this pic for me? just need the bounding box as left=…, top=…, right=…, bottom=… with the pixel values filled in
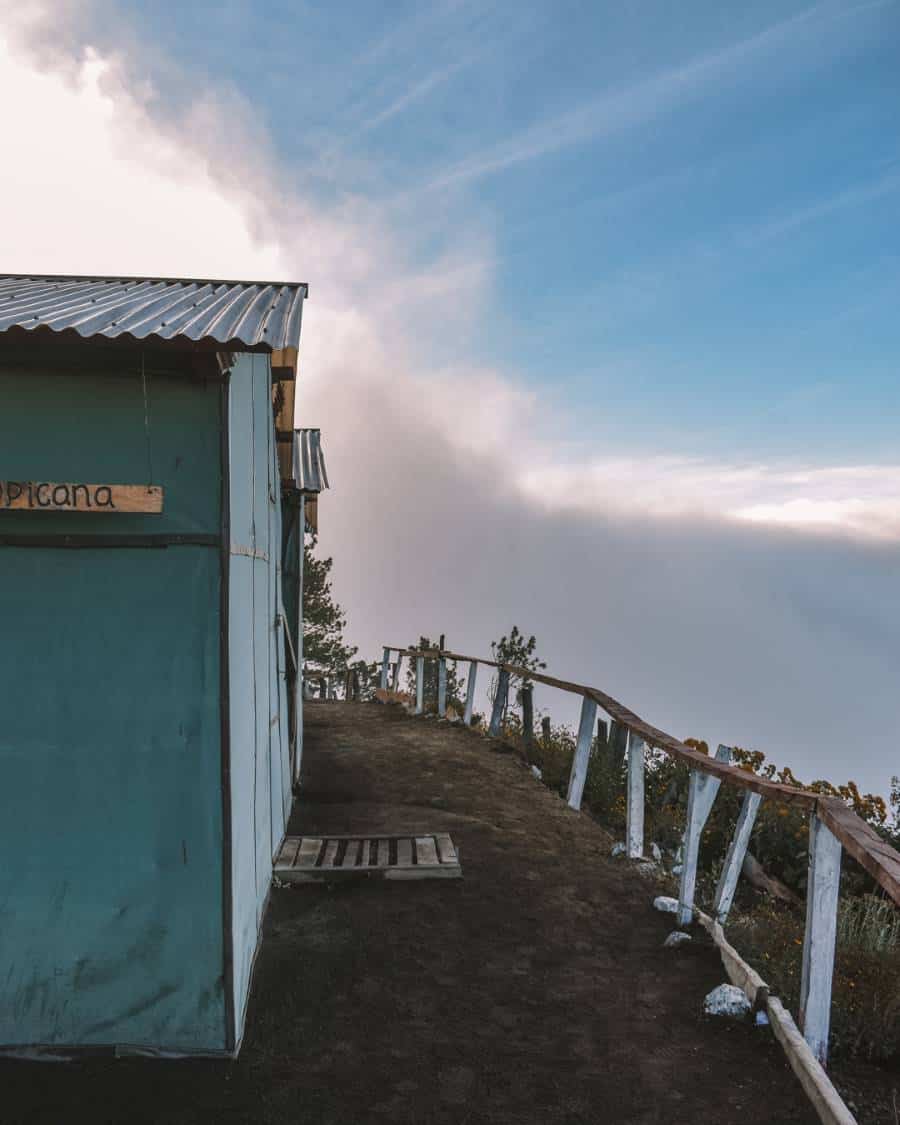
left=1, top=701, right=821, bottom=1125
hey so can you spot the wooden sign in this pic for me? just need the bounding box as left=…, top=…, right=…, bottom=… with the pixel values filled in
left=0, top=482, right=164, bottom=513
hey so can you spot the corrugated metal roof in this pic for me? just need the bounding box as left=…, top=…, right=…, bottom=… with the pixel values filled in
left=293, top=429, right=329, bottom=493
left=0, top=274, right=307, bottom=352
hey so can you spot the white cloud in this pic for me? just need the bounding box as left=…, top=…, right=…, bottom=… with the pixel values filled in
left=0, top=14, right=898, bottom=797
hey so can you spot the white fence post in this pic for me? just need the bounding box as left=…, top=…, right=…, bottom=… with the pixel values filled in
left=437, top=655, right=447, bottom=717
left=566, top=696, right=598, bottom=811
left=380, top=647, right=390, bottom=691
left=463, top=661, right=478, bottom=726
left=677, top=744, right=732, bottom=926
left=488, top=668, right=509, bottom=737
left=415, top=655, right=425, bottom=714
left=391, top=655, right=403, bottom=693
left=626, top=730, right=646, bottom=859
left=713, top=790, right=762, bottom=924
left=800, top=812, right=842, bottom=1066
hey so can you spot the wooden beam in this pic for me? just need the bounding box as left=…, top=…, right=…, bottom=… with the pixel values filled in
left=678, top=745, right=732, bottom=925
left=415, top=655, right=425, bottom=715
left=626, top=731, right=646, bottom=859
left=713, top=790, right=762, bottom=924
left=271, top=346, right=298, bottom=379
left=566, top=695, right=598, bottom=811
left=463, top=661, right=478, bottom=726
left=380, top=647, right=390, bottom=692
left=800, top=814, right=842, bottom=1066
left=437, top=656, right=447, bottom=717
left=488, top=668, right=509, bottom=737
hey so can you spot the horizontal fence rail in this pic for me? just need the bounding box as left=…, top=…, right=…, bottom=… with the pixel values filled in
left=379, top=643, right=900, bottom=1069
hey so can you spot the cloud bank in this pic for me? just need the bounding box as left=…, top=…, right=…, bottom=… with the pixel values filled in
left=0, top=4, right=897, bottom=796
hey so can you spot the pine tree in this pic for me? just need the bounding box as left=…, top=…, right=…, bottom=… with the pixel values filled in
left=488, top=626, right=546, bottom=722
left=303, top=534, right=357, bottom=676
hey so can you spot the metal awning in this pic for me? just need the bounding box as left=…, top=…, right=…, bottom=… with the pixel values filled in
left=0, top=274, right=307, bottom=352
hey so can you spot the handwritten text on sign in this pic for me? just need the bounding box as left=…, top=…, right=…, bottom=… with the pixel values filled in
left=0, top=482, right=164, bottom=513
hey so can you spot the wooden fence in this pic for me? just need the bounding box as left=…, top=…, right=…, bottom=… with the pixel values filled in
left=379, top=643, right=900, bottom=1069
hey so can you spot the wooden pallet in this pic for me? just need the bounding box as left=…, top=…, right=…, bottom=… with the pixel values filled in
left=274, top=833, right=461, bottom=882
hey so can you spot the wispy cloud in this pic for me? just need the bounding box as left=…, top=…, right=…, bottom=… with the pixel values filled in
left=422, top=0, right=890, bottom=192
left=357, top=55, right=475, bottom=135
left=740, top=167, right=900, bottom=245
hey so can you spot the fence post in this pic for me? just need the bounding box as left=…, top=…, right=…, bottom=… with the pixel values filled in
left=800, top=812, right=842, bottom=1065
left=566, top=695, right=598, bottom=810
left=541, top=715, right=552, bottom=746
left=437, top=655, right=447, bottom=717
left=677, top=744, right=732, bottom=926
left=319, top=677, right=326, bottom=700
left=463, top=661, right=478, bottom=725
left=380, top=648, right=390, bottom=691
left=610, top=720, right=628, bottom=767
left=391, top=655, right=403, bottom=693
left=626, top=730, right=646, bottom=859
left=713, top=790, right=762, bottom=924
left=521, top=684, right=534, bottom=753
left=415, top=655, right=425, bottom=715
left=488, top=668, right=510, bottom=737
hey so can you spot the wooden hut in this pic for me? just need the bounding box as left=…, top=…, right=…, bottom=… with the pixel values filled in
left=0, top=273, right=316, bottom=1056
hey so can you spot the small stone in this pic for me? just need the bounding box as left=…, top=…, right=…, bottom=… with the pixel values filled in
left=672, top=864, right=683, bottom=876
left=650, top=842, right=662, bottom=862
left=430, top=796, right=448, bottom=809
left=653, top=895, right=679, bottom=914
left=530, top=765, right=542, bottom=780
left=611, top=842, right=627, bottom=858
left=755, top=1010, right=769, bottom=1027
left=663, top=931, right=692, bottom=948
left=704, top=984, right=751, bottom=1019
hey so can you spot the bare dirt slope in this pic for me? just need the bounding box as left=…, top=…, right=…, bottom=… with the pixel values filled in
left=0, top=701, right=818, bottom=1124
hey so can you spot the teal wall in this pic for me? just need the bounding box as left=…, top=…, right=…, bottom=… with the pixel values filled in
left=227, top=353, right=291, bottom=1046
left=0, top=345, right=227, bottom=1051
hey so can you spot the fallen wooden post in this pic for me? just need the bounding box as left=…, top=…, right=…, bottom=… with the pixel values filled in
left=678, top=744, right=732, bottom=925
left=626, top=730, right=646, bottom=859
left=463, top=660, right=478, bottom=726
left=800, top=813, right=842, bottom=1066
left=488, top=668, right=509, bottom=737
left=714, top=789, right=762, bottom=924
left=566, top=695, right=598, bottom=810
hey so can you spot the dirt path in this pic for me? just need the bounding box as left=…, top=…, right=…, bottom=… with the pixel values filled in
left=0, top=702, right=818, bottom=1124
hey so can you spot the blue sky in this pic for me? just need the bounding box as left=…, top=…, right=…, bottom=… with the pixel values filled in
left=2, top=1, right=899, bottom=796
left=95, top=0, right=900, bottom=461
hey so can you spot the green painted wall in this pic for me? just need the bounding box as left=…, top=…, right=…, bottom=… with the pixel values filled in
left=0, top=345, right=227, bottom=1051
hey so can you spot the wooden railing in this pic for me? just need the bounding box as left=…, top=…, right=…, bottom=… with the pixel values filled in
left=379, top=643, right=900, bottom=1068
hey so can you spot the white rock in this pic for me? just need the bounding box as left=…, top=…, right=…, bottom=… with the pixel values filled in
left=530, top=765, right=543, bottom=780
left=650, top=842, right=662, bottom=862
left=755, top=1010, right=770, bottom=1027
left=704, top=984, right=751, bottom=1020
left=663, top=931, right=692, bottom=948
left=672, top=864, right=683, bottom=876
left=611, top=842, right=627, bottom=858
left=653, top=895, right=679, bottom=914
